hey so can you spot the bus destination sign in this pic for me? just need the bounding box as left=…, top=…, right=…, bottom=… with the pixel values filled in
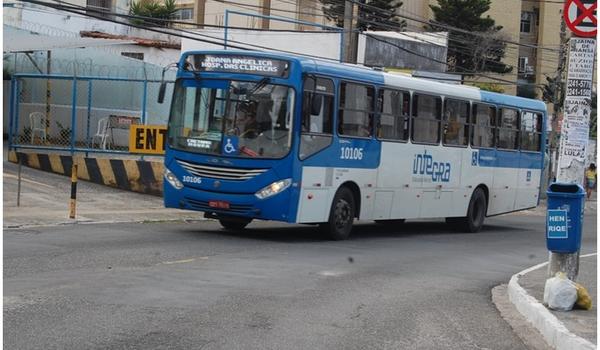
left=187, top=55, right=289, bottom=78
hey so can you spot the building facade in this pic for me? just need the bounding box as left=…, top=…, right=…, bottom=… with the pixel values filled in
left=173, top=0, right=329, bottom=30
left=401, top=0, right=568, bottom=98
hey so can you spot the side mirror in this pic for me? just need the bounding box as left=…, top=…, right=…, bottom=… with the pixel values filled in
left=157, top=82, right=167, bottom=104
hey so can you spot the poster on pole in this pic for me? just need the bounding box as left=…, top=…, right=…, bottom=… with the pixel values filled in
left=556, top=37, right=596, bottom=183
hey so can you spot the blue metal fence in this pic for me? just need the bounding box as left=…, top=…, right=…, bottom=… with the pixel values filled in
left=8, top=73, right=174, bottom=156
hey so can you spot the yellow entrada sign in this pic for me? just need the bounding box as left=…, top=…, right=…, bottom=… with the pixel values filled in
left=129, top=125, right=167, bottom=155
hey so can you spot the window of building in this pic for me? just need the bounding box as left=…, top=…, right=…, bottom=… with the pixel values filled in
left=173, top=8, right=194, bottom=20
left=338, top=82, right=374, bottom=138
left=121, top=52, right=144, bottom=60
left=377, top=88, right=410, bottom=141
left=497, top=108, right=520, bottom=150
left=442, top=99, right=469, bottom=146
left=520, top=12, right=534, bottom=33
left=520, top=111, right=542, bottom=152
left=86, top=0, right=111, bottom=18
left=86, top=0, right=111, bottom=10
left=300, top=77, right=334, bottom=160
left=411, top=94, right=442, bottom=144
left=518, top=57, right=528, bottom=73
left=471, top=104, right=496, bottom=148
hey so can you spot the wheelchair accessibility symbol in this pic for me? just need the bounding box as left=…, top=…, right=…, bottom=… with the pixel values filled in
left=222, top=137, right=238, bottom=155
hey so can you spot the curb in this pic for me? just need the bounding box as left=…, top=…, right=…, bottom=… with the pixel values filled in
left=507, top=253, right=597, bottom=350
left=8, top=151, right=164, bottom=196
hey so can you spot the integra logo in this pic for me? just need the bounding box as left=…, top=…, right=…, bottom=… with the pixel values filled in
left=412, top=150, right=451, bottom=182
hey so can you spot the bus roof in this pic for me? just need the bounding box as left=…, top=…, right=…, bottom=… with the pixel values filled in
left=180, top=50, right=547, bottom=113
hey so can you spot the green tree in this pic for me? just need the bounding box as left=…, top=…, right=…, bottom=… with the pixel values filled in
left=319, top=0, right=406, bottom=31
left=429, top=0, right=512, bottom=74
left=129, top=0, right=177, bottom=27
left=541, top=75, right=564, bottom=107
left=470, top=82, right=504, bottom=93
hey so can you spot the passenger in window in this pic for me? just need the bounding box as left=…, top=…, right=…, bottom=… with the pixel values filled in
left=358, top=123, right=371, bottom=137
left=241, top=113, right=258, bottom=138
left=236, top=102, right=258, bottom=138
left=444, top=105, right=460, bottom=143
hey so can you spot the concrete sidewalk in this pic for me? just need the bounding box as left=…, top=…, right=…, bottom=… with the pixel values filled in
left=3, top=159, right=201, bottom=228
left=508, top=254, right=597, bottom=350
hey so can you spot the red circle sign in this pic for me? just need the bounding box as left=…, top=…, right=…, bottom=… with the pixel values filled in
left=564, top=0, right=597, bottom=37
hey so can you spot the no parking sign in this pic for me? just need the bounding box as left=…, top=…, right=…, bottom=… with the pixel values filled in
left=564, top=0, right=597, bottom=37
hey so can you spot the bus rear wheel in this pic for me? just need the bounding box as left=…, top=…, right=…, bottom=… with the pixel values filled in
left=457, top=188, right=487, bottom=233
left=219, top=217, right=252, bottom=230
left=320, top=187, right=355, bottom=240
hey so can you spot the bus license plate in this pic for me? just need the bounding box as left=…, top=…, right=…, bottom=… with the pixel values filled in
left=209, top=200, right=230, bottom=209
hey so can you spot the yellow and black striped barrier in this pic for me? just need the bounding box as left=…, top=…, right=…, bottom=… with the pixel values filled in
left=8, top=151, right=164, bottom=196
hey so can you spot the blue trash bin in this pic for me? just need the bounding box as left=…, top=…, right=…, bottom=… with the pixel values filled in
left=546, top=182, right=585, bottom=253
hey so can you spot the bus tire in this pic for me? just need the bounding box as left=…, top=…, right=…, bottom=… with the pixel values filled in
left=461, top=188, right=487, bottom=233
left=219, top=218, right=252, bottom=230
left=321, top=187, right=355, bottom=240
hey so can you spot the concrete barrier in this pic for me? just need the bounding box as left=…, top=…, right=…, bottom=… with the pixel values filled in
left=8, top=151, right=164, bottom=196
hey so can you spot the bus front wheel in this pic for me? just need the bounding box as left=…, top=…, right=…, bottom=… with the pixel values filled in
left=320, top=187, right=355, bottom=240
left=219, top=218, right=252, bottom=230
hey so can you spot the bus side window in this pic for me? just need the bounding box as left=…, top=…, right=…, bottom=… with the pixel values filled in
left=378, top=89, right=409, bottom=141
left=471, top=104, right=496, bottom=148
left=338, top=82, right=375, bottom=138
left=520, top=111, right=542, bottom=152
left=498, top=108, right=519, bottom=150
left=442, top=99, right=469, bottom=146
left=412, top=93, right=442, bottom=144
left=300, top=77, right=334, bottom=160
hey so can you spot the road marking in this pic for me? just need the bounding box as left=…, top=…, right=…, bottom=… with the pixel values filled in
left=160, top=256, right=209, bottom=265
left=3, top=173, right=55, bottom=188
left=318, top=270, right=346, bottom=277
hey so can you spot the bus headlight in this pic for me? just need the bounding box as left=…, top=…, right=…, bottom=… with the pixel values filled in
left=255, top=178, right=292, bottom=199
left=164, top=167, right=183, bottom=190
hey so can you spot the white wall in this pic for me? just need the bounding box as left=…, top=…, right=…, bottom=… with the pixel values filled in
left=181, top=29, right=343, bottom=62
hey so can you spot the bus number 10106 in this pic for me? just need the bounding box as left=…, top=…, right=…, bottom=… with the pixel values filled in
left=340, top=147, right=364, bottom=160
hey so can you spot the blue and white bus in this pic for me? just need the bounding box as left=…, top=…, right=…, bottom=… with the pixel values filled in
left=162, top=50, right=546, bottom=240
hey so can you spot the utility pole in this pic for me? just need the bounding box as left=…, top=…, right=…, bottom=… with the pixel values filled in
left=350, top=1, right=359, bottom=63
left=194, top=0, right=205, bottom=28
left=549, top=1, right=597, bottom=281
left=343, top=0, right=353, bottom=63
left=260, top=0, right=271, bottom=29
left=549, top=12, right=567, bottom=181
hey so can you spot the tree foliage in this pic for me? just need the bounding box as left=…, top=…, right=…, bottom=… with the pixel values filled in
left=319, top=0, right=406, bottom=31
left=129, top=0, right=177, bottom=27
left=470, top=82, right=504, bottom=93
left=541, top=75, right=564, bottom=108
left=429, top=0, right=511, bottom=74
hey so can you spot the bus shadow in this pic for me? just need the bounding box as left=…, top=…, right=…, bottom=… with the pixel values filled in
left=185, top=219, right=526, bottom=243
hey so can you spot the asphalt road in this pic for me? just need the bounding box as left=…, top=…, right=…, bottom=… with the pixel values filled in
left=4, top=213, right=597, bottom=350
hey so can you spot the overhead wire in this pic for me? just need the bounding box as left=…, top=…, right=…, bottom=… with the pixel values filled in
left=17, top=0, right=553, bottom=86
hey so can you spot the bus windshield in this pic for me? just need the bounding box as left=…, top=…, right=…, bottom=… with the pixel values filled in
left=168, top=79, right=294, bottom=158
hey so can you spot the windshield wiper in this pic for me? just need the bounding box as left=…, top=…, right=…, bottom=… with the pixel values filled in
left=248, top=77, right=270, bottom=96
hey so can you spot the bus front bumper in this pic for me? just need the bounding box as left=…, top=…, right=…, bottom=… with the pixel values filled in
left=164, top=181, right=296, bottom=223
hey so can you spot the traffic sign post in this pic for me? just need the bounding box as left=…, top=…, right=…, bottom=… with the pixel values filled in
left=564, top=0, right=597, bottom=38
left=550, top=2, right=597, bottom=281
